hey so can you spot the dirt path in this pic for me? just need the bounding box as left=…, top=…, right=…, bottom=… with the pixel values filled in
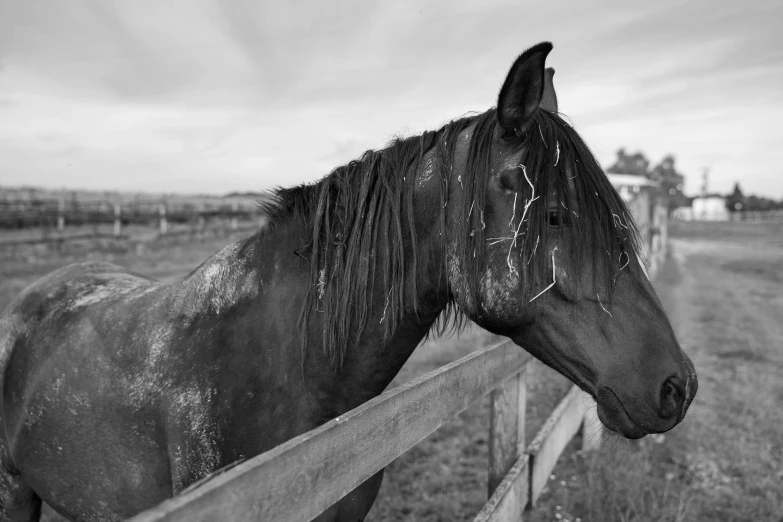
left=658, top=238, right=783, bottom=520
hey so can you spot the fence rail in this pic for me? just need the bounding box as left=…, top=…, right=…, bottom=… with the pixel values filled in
left=0, top=195, right=266, bottom=246
left=0, top=198, right=266, bottom=247
left=128, top=340, right=600, bottom=522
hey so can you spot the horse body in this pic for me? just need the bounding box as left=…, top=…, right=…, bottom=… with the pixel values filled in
left=0, top=42, right=697, bottom=521
left=0, top=208, right=448, bottom=520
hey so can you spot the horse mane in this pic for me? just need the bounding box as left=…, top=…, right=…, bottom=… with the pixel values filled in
left=261, top=113, right=481, bottom=366
left=261, top=108, right=643, bottom=367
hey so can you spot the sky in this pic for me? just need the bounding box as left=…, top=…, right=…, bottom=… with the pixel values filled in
left=0, top=0, right=781, bottom=198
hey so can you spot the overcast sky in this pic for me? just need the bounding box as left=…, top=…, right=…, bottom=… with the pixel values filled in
left=0, top=0, right=780, bottom=198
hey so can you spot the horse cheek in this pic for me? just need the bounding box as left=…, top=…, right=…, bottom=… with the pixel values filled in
left=479, top=267, right=523, bottom=324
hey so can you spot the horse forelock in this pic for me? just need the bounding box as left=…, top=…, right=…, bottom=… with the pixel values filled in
left=508, top=110, right=645, bottom=301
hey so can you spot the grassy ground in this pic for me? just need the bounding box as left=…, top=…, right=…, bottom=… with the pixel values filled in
left=0, top=219, right=262, bottom=248
left=2, top=220, right=782, bottom=521
left=523, top=233, right=782, bottom=522
left=0, top=231, right=253, bottom=312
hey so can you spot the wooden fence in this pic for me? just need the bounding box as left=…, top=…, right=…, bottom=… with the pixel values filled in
left=128, top=340, right=602, bottom=522
left=618, top=186, right=668, bottom=281
left=0, top=199, right=261, bottom=228
left=730, top=209, right=783, bottom=222
left=0, top=197, right=265, bottom=247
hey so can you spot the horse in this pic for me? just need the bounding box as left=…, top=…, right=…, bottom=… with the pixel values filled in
left=0, top=42, right=697, bottom=521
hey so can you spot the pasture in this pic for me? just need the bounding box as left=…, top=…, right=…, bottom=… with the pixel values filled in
left=1, top=219, right=780, bottom=521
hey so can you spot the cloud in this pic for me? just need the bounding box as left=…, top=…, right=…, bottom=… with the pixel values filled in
left=0, top=0, right=780, bottom=198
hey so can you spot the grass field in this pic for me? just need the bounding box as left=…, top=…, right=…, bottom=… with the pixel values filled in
left=0, top=232, right=255, bottom=313
left=2, top=219, right=781, bottom=521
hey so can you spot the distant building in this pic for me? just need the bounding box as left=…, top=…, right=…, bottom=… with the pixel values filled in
left=671, top=206, right=693, bottom=221
left=606, top=173, right=660, bottom=203
left=690, top=195, right=728, bottom=221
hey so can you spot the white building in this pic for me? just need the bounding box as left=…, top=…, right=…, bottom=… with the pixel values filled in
left=606, top=173, right=660, bottom=203
left=691, top=196, right=729, bottom=221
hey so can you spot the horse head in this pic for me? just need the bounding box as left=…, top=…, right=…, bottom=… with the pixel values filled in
left=445, top=42, right=697, bottom=438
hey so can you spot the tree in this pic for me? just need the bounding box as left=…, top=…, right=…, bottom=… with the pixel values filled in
left=606, top=148, right=650, bottom=177
left=725, top=182, right=746, bottom=212
left=650, top=155, right=687, bottom=210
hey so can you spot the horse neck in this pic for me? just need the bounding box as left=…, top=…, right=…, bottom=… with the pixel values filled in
left=251, top=156, right=452, bottom=414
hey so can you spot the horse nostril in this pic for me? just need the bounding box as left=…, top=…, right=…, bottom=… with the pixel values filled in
left=659, top=376, right=685, bottom=419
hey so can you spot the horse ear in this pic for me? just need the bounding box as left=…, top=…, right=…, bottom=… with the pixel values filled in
left=540, top=67, right=558, bottom=113
left=497, top=42, right=553, bottom=135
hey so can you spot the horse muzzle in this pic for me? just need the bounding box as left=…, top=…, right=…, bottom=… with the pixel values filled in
left=595, top=366, right=698, bottom=439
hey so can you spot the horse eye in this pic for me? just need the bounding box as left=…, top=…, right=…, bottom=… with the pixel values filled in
left=501, top=130, right=517, bottom=142
left=547, top=210, right=562, bottom=228
left=500, top=127, right=523, bottom=144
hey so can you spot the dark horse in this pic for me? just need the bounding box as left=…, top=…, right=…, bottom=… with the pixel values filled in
left=0, top=43, right=697, bottom=521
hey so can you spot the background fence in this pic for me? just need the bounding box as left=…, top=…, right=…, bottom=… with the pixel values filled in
left=611, top=178, right=669, bottom=280
left=0, top=192, right=268, bottom=246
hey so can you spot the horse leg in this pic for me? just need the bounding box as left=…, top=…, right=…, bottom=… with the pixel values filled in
left=0, top=421, right=39, bottom=522
left=313, top=469, right=385, bottom=522
left=0, top=459, right=41, bottom=522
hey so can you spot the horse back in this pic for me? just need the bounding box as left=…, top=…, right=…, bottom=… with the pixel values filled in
left=0, top=261, right=155, bottom=387
left=0, top=260, right=162, bottom=437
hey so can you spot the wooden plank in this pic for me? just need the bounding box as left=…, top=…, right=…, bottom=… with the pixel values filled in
left=516, top=370, right=528, bottom=455
left=525, top=386, right=584, bottom=506
left=488, top=367, right=527, bottom=496
left=0, top=232, right=127, bottom=247
left=474, top=456, right=529, bottom=522
left=580, top=393, right=603, bottom=451
left=129, top=340, right=532, bottom=522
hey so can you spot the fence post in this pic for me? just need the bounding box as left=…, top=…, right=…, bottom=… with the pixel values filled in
left=57, top=197, right=65, bottom=232
left=197, top=202, right=206, bottom=238
left=488, top=366, right=527, bottom=497
left=159, top=202, right=168, bottom=235
left=114, top=202, right=122, bottom=237
left=231, top=201, right=238, bottom=231
left=580, top=394, right=602, bottom=451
